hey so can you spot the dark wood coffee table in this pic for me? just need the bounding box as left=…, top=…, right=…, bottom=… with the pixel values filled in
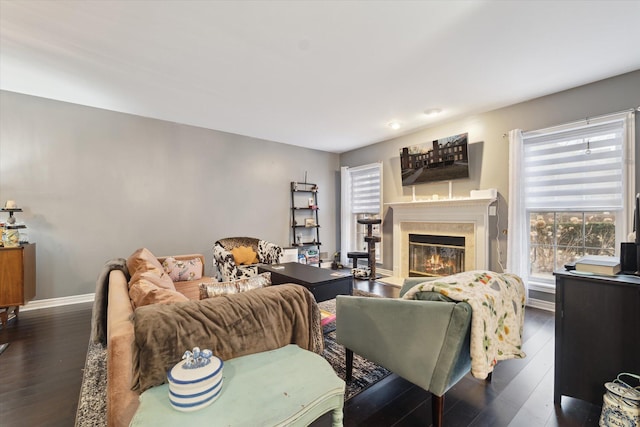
left=258, top=262, right=353, bottom=302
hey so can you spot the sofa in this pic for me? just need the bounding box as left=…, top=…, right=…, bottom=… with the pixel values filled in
left=213, top=237, right=283, bottom=281
left=103, top=249, right=322, bottom=427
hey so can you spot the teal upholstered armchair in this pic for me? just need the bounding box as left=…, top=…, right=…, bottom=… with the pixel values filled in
left=336, top=278, right=474, bottom=427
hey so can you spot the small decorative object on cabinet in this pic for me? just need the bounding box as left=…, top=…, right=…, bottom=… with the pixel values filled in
left=2, top=202, right=28, bottom=248
left=291, top=181, right=321, bottom=267
left=0, top=242, right=36, bottom=327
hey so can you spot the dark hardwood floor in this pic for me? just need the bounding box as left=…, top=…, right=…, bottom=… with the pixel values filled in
left=0, top=302, right=94, bottom=427
left=0, top=279, right=602, bottom=426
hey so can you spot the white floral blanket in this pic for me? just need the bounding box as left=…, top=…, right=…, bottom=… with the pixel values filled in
left=403, top=270, right=526, bottom=379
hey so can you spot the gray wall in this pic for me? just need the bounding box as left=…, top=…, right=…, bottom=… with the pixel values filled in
left=340, top=70, right=640, bottom=276
left=0, top=91, right=339, bottom=300
left=2, top=70, right=638, bottom=301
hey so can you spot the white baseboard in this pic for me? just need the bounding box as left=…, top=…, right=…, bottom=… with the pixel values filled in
left=526, top=297, right=555, bottom=312
left=376, top=268, right=393, bottom=277
left=21, top=293, right=95, bottom=311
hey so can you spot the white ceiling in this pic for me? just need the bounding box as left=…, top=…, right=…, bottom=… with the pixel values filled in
left=1, top=1, right=639, bottom=153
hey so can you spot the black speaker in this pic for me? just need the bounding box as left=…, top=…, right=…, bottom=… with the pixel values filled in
left=620, top=242, right=638, bottom=273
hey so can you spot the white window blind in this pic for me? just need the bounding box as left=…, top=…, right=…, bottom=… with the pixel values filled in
left=341, top=162, right=383, bottom=266
left=523, top=119, right=625, bottom=210
left=351, top=165, right=382, bottom=214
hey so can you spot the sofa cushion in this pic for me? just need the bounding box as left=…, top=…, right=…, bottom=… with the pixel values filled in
left=161, top=256, right=203, bottom=282
left=132, top=271, right=176, bottom=291
left=127, top=248, right=175, bottom=290
left=129, top=278, right=189, bottom=308
left=174, top=277, right=213, bottom=301
left=231, top=245, right=258, bottom=265
left=127, top=247, right=164, bottom=274
left=199, top=272, right=271, bottom=299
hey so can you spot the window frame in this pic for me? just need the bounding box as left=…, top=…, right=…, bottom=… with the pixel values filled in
left=340, top=162, right=383, bottom=267
left=510, top=111, right=635, bottom=292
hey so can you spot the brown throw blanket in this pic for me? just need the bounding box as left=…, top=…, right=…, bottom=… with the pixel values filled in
left=131, top=284, right=323, bottom=392
left=91, top=258, right=129, bottom=345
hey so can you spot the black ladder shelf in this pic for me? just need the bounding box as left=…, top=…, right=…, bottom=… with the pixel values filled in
left=290, top=181, right=321, bottom=266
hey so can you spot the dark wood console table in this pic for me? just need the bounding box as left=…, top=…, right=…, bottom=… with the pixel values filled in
left=553, top=270, right=640, bottom=406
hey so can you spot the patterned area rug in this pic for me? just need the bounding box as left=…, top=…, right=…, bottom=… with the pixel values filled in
left=75, top=290, right=389, bottom=426
left=318, top=293, right=391, bottom=400
left=75, top=339, right=107, bottom=427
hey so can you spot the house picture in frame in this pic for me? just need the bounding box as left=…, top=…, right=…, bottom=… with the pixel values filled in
left=400, top=132, right=469, bottom=186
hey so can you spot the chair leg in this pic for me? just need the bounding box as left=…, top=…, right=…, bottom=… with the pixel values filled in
left=345, top=348, right=353, bottom=381
left=351, top=257, right=358, bottom=270
left=432, top=393, right=444, bottom=427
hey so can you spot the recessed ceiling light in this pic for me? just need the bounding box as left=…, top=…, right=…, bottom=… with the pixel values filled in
left=424, top=108, right=443, bottom=116
left=388, top=121, right=401, bottom=130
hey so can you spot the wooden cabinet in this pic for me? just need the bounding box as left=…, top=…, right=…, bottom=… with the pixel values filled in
left=0, top=243, right=36, bottom=326
left=554, top=271, right=640, bottom=406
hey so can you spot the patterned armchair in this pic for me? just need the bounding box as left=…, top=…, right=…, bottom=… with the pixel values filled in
left=213, top=237, right=283, bottom=282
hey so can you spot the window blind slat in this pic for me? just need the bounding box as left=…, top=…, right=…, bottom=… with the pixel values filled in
left=351, top=164, right=382, bottom=214
left=529, top=172, right=622, bottom=188
left=524, top=137, right=621, bottom=157
left=526, top=197, right=622, bottom=211
left=526, top=184, right=622, bottom=198
left=525, top=151, right=622, bottom=170
left=524, top=120, right=623, bottom=144
left=525, top=161, right=622, bottom=179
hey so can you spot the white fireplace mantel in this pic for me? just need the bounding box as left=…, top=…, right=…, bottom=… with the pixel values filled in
left=385, top=197, right=496, bottom=277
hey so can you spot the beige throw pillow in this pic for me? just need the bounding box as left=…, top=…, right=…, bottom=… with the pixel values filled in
left=127, top=247, right=175, bottom=290
left=129, top=278, right=189, bottom=308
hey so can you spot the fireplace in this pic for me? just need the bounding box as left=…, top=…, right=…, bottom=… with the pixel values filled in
left=409, top=234, right=465, bottom=277
left=386, top=197, right=496, bottom=279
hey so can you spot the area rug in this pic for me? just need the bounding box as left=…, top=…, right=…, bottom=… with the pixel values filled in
left=318, top=293, right=391, bottom=400
left=75, top=290, right=390, bottom=426
left=75, top=340, right=107, bottom=427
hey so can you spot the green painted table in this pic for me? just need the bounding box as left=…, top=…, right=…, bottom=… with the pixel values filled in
left=130, top=344, right=345, bottom=426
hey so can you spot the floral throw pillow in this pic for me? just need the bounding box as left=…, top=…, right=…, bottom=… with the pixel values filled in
left=199, top=272, right=271, bottom=299
left=162, top=257, right=203, bottom=282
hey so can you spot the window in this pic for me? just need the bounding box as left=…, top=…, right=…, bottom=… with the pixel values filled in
left=509, top=111, right=635, bottom=289
left=529, top=211, right=616, bottom=279
left=340, top=162, right=383, bottom=266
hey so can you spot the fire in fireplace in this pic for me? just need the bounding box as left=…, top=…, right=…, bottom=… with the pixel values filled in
left=409, top=234, right=465, bottom=277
